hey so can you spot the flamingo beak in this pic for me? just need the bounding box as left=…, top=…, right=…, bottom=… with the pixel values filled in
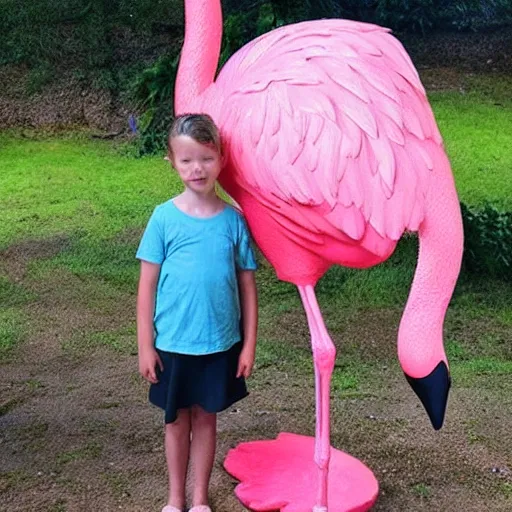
left=404, top=361, right=451, bottom=430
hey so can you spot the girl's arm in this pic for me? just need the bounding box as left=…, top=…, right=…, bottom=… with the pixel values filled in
left=237, top=269, right=258, bottom=378
left=137, top=261, right=163, bottom=383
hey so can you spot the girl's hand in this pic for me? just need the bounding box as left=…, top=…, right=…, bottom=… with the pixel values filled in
left=237, top=344, right=255, bottom=379
left=139, top=346, right=164, bottom=384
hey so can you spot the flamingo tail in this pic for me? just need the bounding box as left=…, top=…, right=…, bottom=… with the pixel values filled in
left=398, top=146, right=464, bottom=430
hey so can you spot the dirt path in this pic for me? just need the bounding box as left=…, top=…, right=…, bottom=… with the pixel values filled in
left=1, top=237, right=511, bottom=512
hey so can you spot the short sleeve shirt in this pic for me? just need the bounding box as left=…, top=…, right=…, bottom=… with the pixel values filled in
left=136, top=200, right=257, bottom=355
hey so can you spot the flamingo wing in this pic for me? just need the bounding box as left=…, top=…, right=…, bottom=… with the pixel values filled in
left=213, top=19, right=442, bottom=241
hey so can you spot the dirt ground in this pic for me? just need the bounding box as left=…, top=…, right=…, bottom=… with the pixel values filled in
left=1, top=228, right=511, bottom=512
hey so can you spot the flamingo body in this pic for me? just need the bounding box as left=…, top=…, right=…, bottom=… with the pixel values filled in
left=185, top=18, right=459, bottom=377
left=175, top=2, right=464, bottom=510
left=190, top=20, right=442, bottom=286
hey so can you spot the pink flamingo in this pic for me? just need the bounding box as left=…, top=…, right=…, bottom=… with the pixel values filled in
left=174, top=1, right=463, bottom=511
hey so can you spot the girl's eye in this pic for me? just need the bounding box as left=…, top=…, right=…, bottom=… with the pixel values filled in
left=203, top=157, right=214, bottom=162
left=181, top=159, right=190, bottom=163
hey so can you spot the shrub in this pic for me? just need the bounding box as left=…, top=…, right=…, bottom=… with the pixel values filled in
left=461, top=202, right=512, bottom=280
left=440, top=0, right=512, bottom=32
left=340, top=0, right=512, bottom=33
left=130, top=55, right=179, bottom=156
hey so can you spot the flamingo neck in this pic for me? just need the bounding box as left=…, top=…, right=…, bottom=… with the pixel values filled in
left=175, top=0, right=222, bottom=114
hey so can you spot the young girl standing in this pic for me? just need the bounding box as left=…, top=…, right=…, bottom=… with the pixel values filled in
left=136, top=114, right=258, bottom=512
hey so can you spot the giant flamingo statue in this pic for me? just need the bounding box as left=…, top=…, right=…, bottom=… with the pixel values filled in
left=174, top=1, right=464, bottom=511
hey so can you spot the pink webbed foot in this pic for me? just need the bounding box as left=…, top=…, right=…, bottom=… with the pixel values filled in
left=224, top=433, right=378, bottom=512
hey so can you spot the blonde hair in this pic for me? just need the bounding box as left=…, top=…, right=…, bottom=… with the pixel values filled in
left=168, top=114, right=222, bottom=155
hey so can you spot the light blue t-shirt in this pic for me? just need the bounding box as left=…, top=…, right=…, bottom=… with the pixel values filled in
left=136, top=200, right=257, bottom=355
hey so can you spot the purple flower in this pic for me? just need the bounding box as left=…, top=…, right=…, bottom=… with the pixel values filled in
left=128, top=114, right=137, bottom=134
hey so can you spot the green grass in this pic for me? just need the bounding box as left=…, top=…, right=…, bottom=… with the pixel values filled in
left=256, top=330, right=378, bottom=395
left=501, top=482, right=512, bottom=499
left=453, top=358, right=512, bottom=385
left=101, top=471, right=132, bottom=498
left=0, top=132, right=181, bottom=249
left=62, top=324, right=137, bottom=357
left=55, top=441, right=103, bottom=465
left=0, top=308, right=26, bottom=358
left=411, top=482, right=432, bottom=499
left=33, top=237, right=141, bottom=293
left=316, top=236, right=418, bottom=308
left=255, top=236, right=417, bottom=313
left=256, top=338, right=312, bottom=371
left=446, top=338, right=512, bottom=387
left=430, top=76, right=512, bottom=210
left=0, top=469, right=31, bottom=492
left=0, top=276, right=36, bottom=307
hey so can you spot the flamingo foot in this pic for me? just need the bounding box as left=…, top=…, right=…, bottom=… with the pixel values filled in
left=405, top=361, right=451, bottom=430
left=224, top=432, right=378, bottom=512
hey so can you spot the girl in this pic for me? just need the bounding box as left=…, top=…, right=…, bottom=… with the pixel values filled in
left=136, top=114, right=258, bottom=512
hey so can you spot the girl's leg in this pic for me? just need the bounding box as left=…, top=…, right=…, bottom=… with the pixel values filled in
left=165, top=408, right=191, bottom=510
left=189, top=405, right=217, bottom=506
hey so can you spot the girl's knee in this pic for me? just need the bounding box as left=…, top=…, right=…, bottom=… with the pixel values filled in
left=190, top=405, right=216, bottom=426
left=166, top=408, right=191, bottom=430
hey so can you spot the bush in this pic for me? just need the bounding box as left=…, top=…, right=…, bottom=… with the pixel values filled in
left=373, top=0, right=440, bottom=33
left=130, top=54, right=179, bottom=156
left=461, top=202, right=512, bottom=280
left=0, top=1, right=111, bottom=68
left=340, top=0, right=512, bottom=33
left=0, top=0, right=183, bottom=86
left=438, top=0, right=512, bottom=31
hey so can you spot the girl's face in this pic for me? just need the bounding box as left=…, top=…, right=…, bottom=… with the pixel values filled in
left=169, top=135, right=222, bottom=196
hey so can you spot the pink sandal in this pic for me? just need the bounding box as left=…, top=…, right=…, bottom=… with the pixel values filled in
left=162, top=506, right=182, bottom=512
left=189, top=507, right=212, bottom=512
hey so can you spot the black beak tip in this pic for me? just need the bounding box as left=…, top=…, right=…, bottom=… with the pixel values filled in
left=405, top=361, right=451, bottom=431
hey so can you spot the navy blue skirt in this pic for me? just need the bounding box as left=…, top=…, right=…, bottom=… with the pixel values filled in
left=149, top=341, right=248, bottom=424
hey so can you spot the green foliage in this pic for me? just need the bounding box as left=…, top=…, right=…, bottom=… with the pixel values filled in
left=341, top=0, right=512, bottom=33
left=26, top=63, right=56, bottom=95
left=461, top=203, right=512, bottom=280
left=374, top=0, right=439, bottom=33
left=133, top=56, right=177, bottom=108
left=131, top=55, right=179, bottom=155
left=439, top=0, right=512, bottom=31
left=0, top=1, right=112, bottom=68
left=0, top=0, right=182, bottom=95
left=224, top=0, right=512, bottom=34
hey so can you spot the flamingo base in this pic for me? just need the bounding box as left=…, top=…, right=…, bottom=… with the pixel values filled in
left=224, top=433, right=378, bottom=512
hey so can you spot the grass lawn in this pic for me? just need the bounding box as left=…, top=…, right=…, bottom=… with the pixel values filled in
left=0, top=134, right=177, bottom=248
left=1, top=74, right=511, bottom=511
left=430, top=75, right=512, bottom=210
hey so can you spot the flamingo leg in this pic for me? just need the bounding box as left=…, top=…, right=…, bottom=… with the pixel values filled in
left=298, top=285, right=336, bottom=512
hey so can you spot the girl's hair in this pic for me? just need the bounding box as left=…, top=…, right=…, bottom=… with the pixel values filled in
left=168, top=114, right=222, bottom=155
